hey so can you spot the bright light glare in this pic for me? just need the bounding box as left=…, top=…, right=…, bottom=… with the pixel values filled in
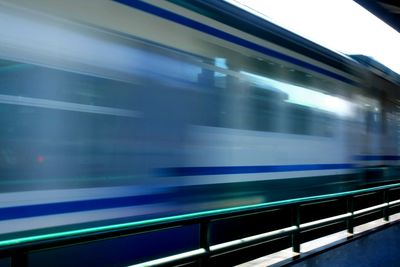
left=226, top=0, right=400, bottom=74
left=241, top=71, right=354, bottom=117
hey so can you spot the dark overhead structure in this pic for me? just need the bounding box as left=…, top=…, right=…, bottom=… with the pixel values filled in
left=355, top=0, right=400, bottom=32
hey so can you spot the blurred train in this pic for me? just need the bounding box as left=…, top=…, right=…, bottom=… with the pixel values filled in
left=0, top=0, right=400, bottom=238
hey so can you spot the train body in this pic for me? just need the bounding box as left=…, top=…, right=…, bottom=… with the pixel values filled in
left=0, top=0, right=400, bottom=238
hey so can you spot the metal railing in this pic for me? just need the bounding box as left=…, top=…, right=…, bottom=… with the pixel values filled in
left=1, top=183, right=400, bottom=266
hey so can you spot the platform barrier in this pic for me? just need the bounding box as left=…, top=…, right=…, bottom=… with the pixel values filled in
left=1, top=183, right=400, bottom=266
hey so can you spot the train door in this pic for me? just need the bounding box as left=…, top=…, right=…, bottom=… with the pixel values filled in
left=356, top=93, right=384, bottom=181
left=381, top=98, right=400, bottom=178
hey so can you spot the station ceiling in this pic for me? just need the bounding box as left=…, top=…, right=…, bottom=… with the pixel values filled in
left=355, top=0, right=400, bottom=32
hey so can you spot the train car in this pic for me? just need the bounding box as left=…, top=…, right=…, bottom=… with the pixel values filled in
left=350, top=55, right=400, bottom=183
left=0, top=0, right=399, bottom=239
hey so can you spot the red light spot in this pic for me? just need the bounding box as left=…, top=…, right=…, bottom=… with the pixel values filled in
left=37, top=155, right=45, bottom=163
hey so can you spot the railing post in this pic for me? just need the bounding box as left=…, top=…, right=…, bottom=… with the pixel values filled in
left=199, top=220, right=210, bottom=266
left=291, top=205, right=300, bottom=253
left=346, top=196, right=354, bottom=234
left=383, top=189, right=390, bottom=222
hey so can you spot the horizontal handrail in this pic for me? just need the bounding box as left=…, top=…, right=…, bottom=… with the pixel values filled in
left=353, top=203, right=388, bottom=215
left=299, top=213, right=352, bottom=229
left=129, top=248, right=206, bottom=267
left=209, top=225, right=298, bottom=252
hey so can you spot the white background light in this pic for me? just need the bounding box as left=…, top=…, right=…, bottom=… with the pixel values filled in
left=226, top=0, right=400, bottom=74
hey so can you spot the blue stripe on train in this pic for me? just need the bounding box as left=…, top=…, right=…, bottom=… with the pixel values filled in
left=0, top=193, right=173, bottom=221
left=114, top=0, right=356, bottom=85
left=160, top=163, right=355, bottom=177
left=355, top=155, right=400, bottom=161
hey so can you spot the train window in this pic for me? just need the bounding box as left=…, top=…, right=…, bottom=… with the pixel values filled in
left=285, top=104, right=312, bottom=135
left=311, top=110, right=335, bottom=137
left=365, top=109, right=382, bottom=134
left=247, top=85, right=286, bottom=133
left=0, top=59, right=142, bottom=110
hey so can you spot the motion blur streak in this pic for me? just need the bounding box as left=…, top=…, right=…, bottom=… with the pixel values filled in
left=0, top=0, right=398, bottom=239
